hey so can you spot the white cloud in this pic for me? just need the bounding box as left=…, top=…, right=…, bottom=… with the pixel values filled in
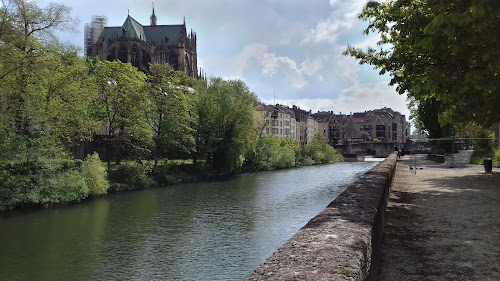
left=235, top=43, right=324, bottom=89
left=269, top=81, right=409, bottom=118
left=302, top=0, right=365, bottom=47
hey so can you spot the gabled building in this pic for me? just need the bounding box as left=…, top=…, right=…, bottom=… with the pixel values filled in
left=311, top=111, right=335, bottom=146
left=292, top=106, right=317, bottom=146
left=86, top=8, right=198, bottom=78
left=255, top=104, right=298, bottom=142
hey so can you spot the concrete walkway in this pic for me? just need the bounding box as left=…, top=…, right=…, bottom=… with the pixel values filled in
left=378, top=162, right=500, bottom=280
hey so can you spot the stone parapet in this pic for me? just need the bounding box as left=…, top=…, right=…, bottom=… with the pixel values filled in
left=245, top=153, right=397, bottom=281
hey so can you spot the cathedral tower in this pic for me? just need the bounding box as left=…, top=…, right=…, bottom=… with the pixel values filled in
left=150, top=4, right=157, bottom=26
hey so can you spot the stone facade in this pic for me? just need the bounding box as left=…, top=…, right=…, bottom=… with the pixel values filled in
left=86, top=9, right=198, bottom=78
left=328, top=108, right=407, bottom=145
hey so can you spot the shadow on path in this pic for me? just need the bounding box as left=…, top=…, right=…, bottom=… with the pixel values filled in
left=378, top=165, right=500, bottom=281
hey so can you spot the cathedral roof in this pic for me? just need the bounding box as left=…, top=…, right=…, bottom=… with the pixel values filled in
left=98, top=16, right=185, bottom=47
left=122, top=15, right=147, bottom=41
left=143, top=25, right=184, bottom=46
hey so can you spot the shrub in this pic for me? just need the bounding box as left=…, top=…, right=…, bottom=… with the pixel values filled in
left=31, top=170, right=89, bottom=204
left=0, top=159, right=89, bottom=211
left=151, top=163, right=177, bottom=185
left=82, top=153, right=109, bottom=196
left=108, top=163, right=150, bottom=191
left=276, top=145, right=296, bottom=169
left=305, top=134, right=343, bottom=164
left=493, top=148, right=500, bottom=166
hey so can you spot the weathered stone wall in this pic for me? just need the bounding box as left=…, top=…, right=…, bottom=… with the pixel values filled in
left=245, top=153, right=398, bottom=281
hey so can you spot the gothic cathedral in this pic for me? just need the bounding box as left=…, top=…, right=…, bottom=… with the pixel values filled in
left=85, top=8, right=198, bottom=78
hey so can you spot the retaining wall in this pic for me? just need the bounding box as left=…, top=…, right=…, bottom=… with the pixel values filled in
left=245, top=153, right=398, bottom=281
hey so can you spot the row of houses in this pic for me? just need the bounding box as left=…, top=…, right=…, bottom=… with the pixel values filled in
left=255, top=104, right=409, bottom=147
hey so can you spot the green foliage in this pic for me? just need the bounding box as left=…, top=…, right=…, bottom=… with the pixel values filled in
left=92, top=60, right=152, bottom=167
left=494, top=148, right=500, bottom=166
left=472, top=127, right=495, bottom=152
left=0, top=116, right=25, bottom=161
left=305, top=134, right=343, bottom=164
left=0, top=159, right=89, bottom=212
left=194, top=77, right=258, bottom=173
left=277, top=138, right=301, bottom=168
left=147, top=63, right=196, bottom=162
left=151, top=163, right=177, bottom=185
left=82, top=153, right=109, bottom=196
left=107, top=163, right=150, bottom=191
left=346, top=0, right=500, bottom=128
left=248, top=135, right=280, bottom=170
left=372, top=138, right=381, bottom=143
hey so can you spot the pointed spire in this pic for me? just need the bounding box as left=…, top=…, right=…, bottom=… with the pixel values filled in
left=150, top=2, right=157, bottom=26
left=183, top=16, right=186, bottom=26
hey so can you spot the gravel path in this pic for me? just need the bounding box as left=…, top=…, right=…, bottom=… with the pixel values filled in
left=378, top=163, right=500, bottom=280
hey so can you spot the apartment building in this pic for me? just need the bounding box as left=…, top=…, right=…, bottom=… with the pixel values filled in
left=311, top=111, right=335, bottom=146
left=292, top=106, right=317, bottom=146
left=254, top=104, right=297, bottom=141
left=330, top=108, right=407, bottom=145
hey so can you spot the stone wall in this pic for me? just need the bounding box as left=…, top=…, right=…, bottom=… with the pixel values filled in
left=245, top=153, right=398, bottom=281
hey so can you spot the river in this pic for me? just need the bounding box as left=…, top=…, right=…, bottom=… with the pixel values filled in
left=0, top=161, right=376, bottom=281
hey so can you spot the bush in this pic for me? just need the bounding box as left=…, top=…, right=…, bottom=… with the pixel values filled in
left=30, top=170, right=89, bottom=204
left=151, top=163, right=177, bottom=185
left=108, top=163, right=150, bottom=191
left=305, top=133, right=343, bottom=164
left=82, top=153, right=109, bottom=196
left=494, top=148, right=500, bottom=166
left=0, top=159, right=89, bottom=211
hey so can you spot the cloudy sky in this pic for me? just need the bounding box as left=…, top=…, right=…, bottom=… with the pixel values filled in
left=49, top=0, right=410, bottom=119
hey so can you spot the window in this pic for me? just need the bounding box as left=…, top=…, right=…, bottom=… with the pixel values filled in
left=272, top=128, right=278, bottom=134
left=272, top=120, right=278, bottom=126
left=280, top=121, right=282, bottom=127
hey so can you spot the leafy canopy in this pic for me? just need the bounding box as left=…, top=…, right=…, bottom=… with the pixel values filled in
left=345, top=0, right=500, bottom=127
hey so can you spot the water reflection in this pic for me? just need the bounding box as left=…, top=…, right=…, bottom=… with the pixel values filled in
left=0, top=162, right=376, bottom=281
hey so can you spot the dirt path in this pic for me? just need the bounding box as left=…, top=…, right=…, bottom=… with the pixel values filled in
left=378, top=164, right=500, bottom=280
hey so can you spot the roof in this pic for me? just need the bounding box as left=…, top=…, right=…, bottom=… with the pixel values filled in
left=98, top=16, right=184, bottom=47
left=144, top=25, right=184, bottom=46
left=311, top=111, right=334, bottom=123
left=122, top=16, right=146, bottom=41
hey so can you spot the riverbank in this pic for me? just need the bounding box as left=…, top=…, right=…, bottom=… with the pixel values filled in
left=378, top=162, right=500, bottom=280
left=0, top=156, right=344, bottom=214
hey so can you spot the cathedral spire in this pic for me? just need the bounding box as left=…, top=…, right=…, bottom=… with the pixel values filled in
left=150, top=3, right=157, bottom=26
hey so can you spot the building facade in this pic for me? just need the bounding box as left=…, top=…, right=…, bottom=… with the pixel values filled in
left=86, top=9, right=198, bottom=78
left=329, top=108, right=407, bottom=145
left=311, top=111, right=335, bottom=145
left=255, top=104, right=298, bottom=142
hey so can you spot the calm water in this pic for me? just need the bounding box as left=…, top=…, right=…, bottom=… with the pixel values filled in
left=0, top=162, right=376, bottom=281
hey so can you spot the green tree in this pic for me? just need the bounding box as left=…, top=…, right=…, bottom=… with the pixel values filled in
left=194, top=78, right=258, bottom=173
left=305, top=133, right=342, bottom=164
left=147, top=63, right=196, bottom=165
left=345, top=0, right=500, bottom=128
left=0, top=0, right=79, bottom=160
left=92, top=60, right=151, bottom=168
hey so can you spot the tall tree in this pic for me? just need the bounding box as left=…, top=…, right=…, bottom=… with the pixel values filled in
left=0, top=0, right=79, bottom=159
left=147, top=63, right=196, bottom=165
left=92, top=60, right=151, bottom=167
left=345, top=0, right=500, bottom=128
left=194, top=78, right=258, bottom=173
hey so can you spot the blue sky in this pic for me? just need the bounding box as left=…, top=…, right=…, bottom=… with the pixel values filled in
left=48, top=0, right=410, bottom=119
